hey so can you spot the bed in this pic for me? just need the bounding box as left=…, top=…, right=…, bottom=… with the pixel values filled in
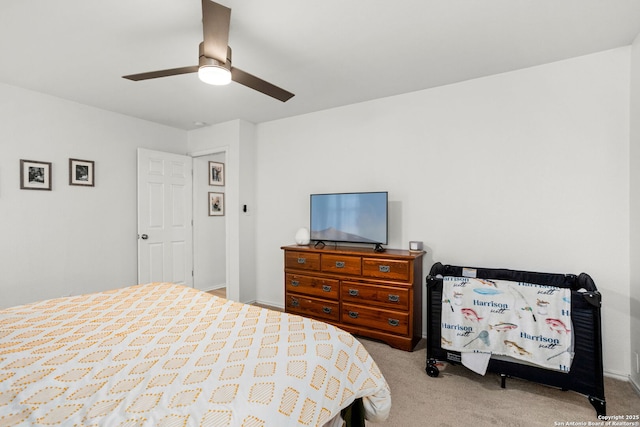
left=0, top=282, right=391, bottom=426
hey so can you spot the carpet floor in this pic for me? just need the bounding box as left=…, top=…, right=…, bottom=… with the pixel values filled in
left=359, top=338, right=640, bottom=427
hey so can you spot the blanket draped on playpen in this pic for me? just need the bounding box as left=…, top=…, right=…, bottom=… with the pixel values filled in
left=440, top=276, right=574, bottom=372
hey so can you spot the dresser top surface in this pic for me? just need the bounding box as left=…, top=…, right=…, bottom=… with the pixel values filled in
left=281, top=244, right=424, bottom=260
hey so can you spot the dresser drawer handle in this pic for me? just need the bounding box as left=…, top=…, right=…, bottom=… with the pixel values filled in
left=378, top=265, right=391, bottom=273
left=290, top=280, right=299, bottom=287
left=290, top=297, right=300, bottom=308
left=297, top=257, right=306, bottom=264
left=322, top=285, right=332, bottom=292
left=322, top=307, right=332, bottom=314
left=335, top=261, right=345, bottom=268
left=348, top=311, right=359, bottom=319
left=348, top=289, right=359, bottom=297
left=388, top=294, right=400, bottom=303
left=388, top=318, right=400, bottom=327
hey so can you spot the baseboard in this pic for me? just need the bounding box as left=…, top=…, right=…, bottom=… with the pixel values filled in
left=630, top=376, right=640, bottom=397
left=202, top=284, right=225, bottom=293
left=252, top=300, right=285, bottom=311
left=604, top=370, right=631, bottom=382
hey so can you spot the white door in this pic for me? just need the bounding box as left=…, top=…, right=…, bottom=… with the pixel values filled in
left=137, top=148, right=193, bottom=286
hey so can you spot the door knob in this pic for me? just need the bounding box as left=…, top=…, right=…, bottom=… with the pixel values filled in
left=140, top=234, right=149, bottom=240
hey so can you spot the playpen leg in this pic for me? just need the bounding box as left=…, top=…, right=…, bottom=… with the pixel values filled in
left=426, top=359, right=440, bottom=378
left=589, top=396, right=606, bottom=417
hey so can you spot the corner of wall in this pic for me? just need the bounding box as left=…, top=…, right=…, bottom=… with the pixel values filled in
left=629, top=32, right=640, bottom=387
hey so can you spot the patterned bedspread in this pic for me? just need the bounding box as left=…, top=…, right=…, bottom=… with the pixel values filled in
left=0, top=283, right=390, bottom=426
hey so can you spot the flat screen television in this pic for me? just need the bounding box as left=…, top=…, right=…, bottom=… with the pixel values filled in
left=310, top=191, right=388, bottom=247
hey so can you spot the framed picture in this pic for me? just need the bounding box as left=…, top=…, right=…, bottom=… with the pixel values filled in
left=20, top=159, right=52, bottom=190
left=209, top=192, right=224, bottom=216
left=69, top=158, right=95, bottom=186
left=209, top=161, right=224, bottom=186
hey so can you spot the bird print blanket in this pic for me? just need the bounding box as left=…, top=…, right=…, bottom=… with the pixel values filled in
left=0, top=283, right=391, bottom=427
left=440, top=276, right=574, bottom=372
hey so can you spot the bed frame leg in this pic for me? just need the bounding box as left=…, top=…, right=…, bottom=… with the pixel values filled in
left=500, top=374, right=507, bottom=388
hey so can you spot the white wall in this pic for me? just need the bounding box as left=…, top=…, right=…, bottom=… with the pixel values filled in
left=237, top=121, right=257, bottom=303
left=254, top=48, right=631, bottom=376
left=193, top=153, right=226, bottom=291
left=0, top=83, right=187, bottom=307
left=630, top=34, right=640, bottom=389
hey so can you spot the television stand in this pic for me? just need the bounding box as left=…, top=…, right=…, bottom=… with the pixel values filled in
left=374, top=243, right=385, bottom=253
left=313, top=241, right=326, bottom=249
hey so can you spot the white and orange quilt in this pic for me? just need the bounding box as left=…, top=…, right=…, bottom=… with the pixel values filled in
left=441, top=276, right=574, bottom=372
left=0, top=283, right=390, bottom=427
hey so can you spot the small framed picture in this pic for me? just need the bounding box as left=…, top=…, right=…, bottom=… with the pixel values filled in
left=209, top=192, right=224, bottom=216
left=209, top=161, right=224, bottom=186
left=69, top=158, right=95, bottom=186
left=20, top=159, right=52, bottom=190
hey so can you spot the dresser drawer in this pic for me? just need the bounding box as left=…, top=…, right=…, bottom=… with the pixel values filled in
left=341, top=303, right=409, bottom=335
left=285, top=274, right=339, bottom=300
left=341, top=282, right=409, bottom=311
left=362, top=258, right=410, bottom=281
left=285, top=294, right=339, bottom=322
left=285, top=251, right=321, bottom=271
left=321, top=254, right=362, bottom=275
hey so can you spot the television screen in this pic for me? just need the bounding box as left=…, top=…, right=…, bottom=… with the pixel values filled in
left=310, top=192, right=388, bottom=244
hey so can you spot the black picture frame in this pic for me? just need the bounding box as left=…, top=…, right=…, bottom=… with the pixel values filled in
left=209, top=161, right=224, bottom=186
left=20, top=159, right=52, bottom=190
left=69, top=158, right=95, bottom=187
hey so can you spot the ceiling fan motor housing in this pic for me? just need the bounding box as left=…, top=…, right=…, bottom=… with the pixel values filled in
left=199, top=42, right=231, bottom=71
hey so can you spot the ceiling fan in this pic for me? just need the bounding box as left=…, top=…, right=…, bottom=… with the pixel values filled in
left=123, top=0, right=294, bottom=102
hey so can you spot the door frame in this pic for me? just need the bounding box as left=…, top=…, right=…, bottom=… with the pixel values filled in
left=191, top=147, right=235, bottom=301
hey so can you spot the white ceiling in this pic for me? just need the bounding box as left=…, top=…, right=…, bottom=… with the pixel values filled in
left=1, top=1, right=640, bottom=130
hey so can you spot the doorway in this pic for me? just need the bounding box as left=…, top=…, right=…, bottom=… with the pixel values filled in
left=193, top=152, right=227, bottom=293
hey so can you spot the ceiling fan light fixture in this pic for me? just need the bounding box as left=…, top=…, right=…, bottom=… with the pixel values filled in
left=198, top=64, right=231, bottom=85
left=123, top=6, right=293, bottom=101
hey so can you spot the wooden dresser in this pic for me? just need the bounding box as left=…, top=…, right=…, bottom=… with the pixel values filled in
left=282, top=245, right=424, bottom=351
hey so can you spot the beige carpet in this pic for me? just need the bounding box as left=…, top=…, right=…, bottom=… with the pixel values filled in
left=359, top=338, right=640, bottom=427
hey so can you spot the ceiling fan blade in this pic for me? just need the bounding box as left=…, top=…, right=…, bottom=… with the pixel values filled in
left=231, top=67, right=294, bottom=102
left=202, top=0, right=231, bottom=63
left=123, top=66, right=199, bottom=81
